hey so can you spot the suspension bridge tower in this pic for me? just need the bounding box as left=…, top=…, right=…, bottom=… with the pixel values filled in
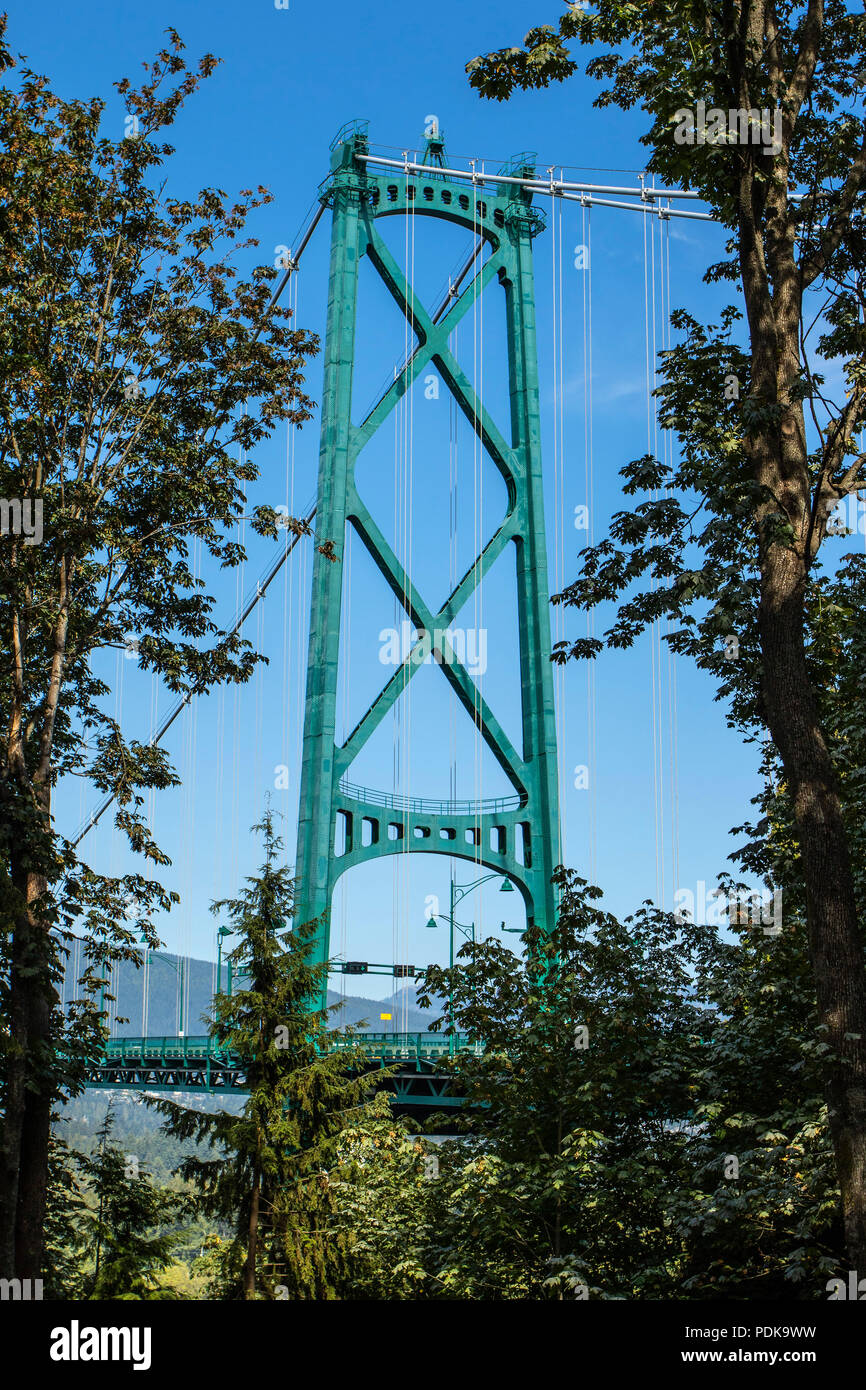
left=293, top=121, right=561, bottom=979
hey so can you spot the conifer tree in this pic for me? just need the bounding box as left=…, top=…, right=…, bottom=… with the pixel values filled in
left=76, top=1102, right=188, bottom=1299
left=42, top=1134, right=87, bottom=1299
left=149, top=810, right=385, bottom=1300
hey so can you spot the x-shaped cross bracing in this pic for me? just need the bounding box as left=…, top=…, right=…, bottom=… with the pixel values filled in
left=338, top=216, right=528, bottom=802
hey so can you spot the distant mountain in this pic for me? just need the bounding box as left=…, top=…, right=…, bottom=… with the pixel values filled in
left=329, top=981, right=440, bottom=1034
left=63, top=951, right=442, bottom=1037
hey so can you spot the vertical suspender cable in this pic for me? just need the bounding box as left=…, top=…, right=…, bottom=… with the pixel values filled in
left=551, top=182, right=561, bottom=864
left=655, top=214, right=668, bottom=908
left=108, top=645, right=124, bottom=1037
left=585, top=204, right=597, bottom=888
left=554, top=176, right=566, bottom=870
left=663, top=212, right=681, bottom=900
left=644, top=198, right=663, bottom=908
left=473, top=170, right=483, bottom=891
left=391, top=357, right=400, bottom=1007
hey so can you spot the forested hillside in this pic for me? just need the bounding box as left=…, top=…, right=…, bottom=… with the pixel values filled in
left=60, top=948, right=433, bottom=1036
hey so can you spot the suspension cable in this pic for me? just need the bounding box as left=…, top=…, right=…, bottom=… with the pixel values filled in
left=356, top=153, right=726, bottom=221
left=72, top=199, right=325, bottom=847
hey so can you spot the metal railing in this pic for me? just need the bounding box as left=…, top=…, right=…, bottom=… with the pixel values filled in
left=337, top=778, right=521, bottom=818
left=101, top=1032, right=481, bottom=1063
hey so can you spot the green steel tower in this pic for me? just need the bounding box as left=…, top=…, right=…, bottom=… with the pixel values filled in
left=293, top=123, right=560, bottom=983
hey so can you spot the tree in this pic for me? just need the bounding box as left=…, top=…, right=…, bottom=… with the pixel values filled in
left=736, top=550, right=866, bottom=925
left=416, top=874, right=714, bottom=1298
left=325, top=1090, right=434, bottom=1300
left=675, top=900, right=840, bottom=1298
left=42, top=1134, right=88, bottom=1299
left=149, top=811, right=384, bottom=1300
left=409, top=875, right=841, bottom=1299
left=75, top=1102, right=189, bottom=1299
left=0, top=20, right=318, bottom=1279
left=467, top=0, right=866, bottom=1269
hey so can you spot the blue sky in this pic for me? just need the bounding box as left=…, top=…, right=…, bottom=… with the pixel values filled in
left=13, top=0, right=858, bottom=1018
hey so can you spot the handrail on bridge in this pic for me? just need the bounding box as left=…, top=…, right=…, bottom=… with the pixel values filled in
left=337, top=778, right=522, bottom=818
left=101, top=1032, right=480, bottom=1062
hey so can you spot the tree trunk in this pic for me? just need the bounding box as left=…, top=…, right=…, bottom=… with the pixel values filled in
left=14, top=964, right=52, bottom=1279
left=0, top=792, right=56, bottom=1278
left=760, top=547, right=866, bottom=1271
left=245, top=1161, right=261, bottom=1299
left=0, top=883, right=27, bottom=1276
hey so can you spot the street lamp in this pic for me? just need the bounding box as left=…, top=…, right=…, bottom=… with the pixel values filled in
left=216, top=926, right=233, bottom=997
left=424, top=873, right=514, bottom=1053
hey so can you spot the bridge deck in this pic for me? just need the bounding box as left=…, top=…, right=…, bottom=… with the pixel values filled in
left=85, top=1032, right=477, bottom=1119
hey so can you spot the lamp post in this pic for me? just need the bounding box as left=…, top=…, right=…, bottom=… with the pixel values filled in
left=216, top=926, right=233, bottom=997
left=425, top=873, right=514, bottom=1054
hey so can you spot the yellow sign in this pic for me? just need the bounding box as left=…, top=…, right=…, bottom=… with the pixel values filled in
left=380, top=1012, right=392, bottom=1021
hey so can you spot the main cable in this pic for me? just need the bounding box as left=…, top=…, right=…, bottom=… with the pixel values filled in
left=72, top=200, right=325, bottom=847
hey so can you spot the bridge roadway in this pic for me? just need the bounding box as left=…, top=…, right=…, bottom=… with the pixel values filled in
left=86, top=1032, right=478, bottom=1120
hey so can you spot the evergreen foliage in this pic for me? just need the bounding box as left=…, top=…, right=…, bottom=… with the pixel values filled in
left=74, top=1101, right=190, bottom=1299
left=148, top=811, right=386, bottom=1299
